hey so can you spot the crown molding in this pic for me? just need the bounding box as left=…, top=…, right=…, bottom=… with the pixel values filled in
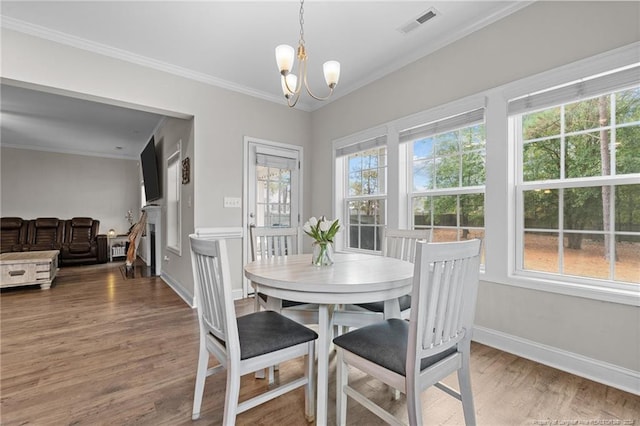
left=1, top=16, right=314, bottom=112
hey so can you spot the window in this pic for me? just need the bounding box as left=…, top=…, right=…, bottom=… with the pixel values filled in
left=167, top=143, right=181, bottom=254
left=255, top=152, right=296, bottom=228
left=337, top=136, right=387, bottom=252
left=403, top=109, right=486, bottom=245
left=511, top=67, right=640, bottom=284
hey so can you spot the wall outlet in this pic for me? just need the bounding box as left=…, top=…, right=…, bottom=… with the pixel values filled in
left=223, top=197, right=242, bottom=208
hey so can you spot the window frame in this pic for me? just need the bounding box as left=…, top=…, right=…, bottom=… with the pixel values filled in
left=404, top=113, right=487, bottom=247
left=510, top=82, right=640, bottom=289
left=166, top=142, right=182, bottom=255
left=342, top=144, right=388, bottom=253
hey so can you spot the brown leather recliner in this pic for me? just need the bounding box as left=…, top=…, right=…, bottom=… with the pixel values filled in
left=60, top=217, right=108, bottom=265
left=0, top=217, right=29, bottom=253
left=26, top=218, right=65, bottom=251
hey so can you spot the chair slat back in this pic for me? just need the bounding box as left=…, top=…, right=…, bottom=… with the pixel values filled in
left=408, top=239, right=481, bottom=363
left=250, top=226, right=299, bottom=261
left=382, top=228, right=431, bottom=263
left=190, top=236, right=237, bottom=349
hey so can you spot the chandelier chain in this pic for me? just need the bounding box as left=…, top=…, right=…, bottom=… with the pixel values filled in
left=298, top=0, right=305, bottom=47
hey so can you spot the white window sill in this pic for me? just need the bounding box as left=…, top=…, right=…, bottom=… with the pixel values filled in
left=492, top=272, right=640, bottom=306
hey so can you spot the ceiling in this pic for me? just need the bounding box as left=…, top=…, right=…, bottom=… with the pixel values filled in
left=0, top=1, right=532, bottom=159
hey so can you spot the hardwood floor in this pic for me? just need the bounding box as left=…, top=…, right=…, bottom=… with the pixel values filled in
left=1, top=262, right=638, bottom=425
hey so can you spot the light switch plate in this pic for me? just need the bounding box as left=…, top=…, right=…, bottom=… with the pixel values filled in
left=223, top=197, right=242, bottom=208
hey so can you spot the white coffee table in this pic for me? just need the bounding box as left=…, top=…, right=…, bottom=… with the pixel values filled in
left=0, top=250, right=60, bottom=290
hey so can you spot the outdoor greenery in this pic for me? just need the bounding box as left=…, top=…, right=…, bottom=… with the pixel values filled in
left=522, top=88, right=640, bottom=255
left=346, top=87, right=639, bottom=267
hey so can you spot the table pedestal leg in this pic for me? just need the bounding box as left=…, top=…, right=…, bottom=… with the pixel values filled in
left=316, top=304, right=333, bottom=426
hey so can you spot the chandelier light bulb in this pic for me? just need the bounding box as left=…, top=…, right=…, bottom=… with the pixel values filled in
left=275, top=44, right=295, bottom=74
left=323, top=61, right=341, bottom=88
left=281, top=74, right=298, bottom=97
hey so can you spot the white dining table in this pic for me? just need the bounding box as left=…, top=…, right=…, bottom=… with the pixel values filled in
left=243, top=252, right=414, bottom=426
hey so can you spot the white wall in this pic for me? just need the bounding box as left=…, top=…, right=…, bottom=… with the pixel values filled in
left=0, top=147, right=139, bottom=233
left=1, top=26, right=311, bottom=303
left=310, top=1, right=640, bottom=389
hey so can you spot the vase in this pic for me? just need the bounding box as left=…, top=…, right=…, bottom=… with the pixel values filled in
left=312, top=241, right=334, bottom=266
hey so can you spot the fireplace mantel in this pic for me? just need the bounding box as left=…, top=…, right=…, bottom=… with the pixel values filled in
left=143, top=205, right=162, bottom=276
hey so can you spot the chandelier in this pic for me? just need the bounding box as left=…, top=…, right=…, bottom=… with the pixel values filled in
left=275, top=0, right=340, bottom=108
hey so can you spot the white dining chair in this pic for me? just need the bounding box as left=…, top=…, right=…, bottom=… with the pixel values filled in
left=334, top=228, right=430, bottom=328
left=190, top=235, right=317, bottom=424
left=333, top=239, right=482, bottom=426
left=249, top=226, right=319, bottom=325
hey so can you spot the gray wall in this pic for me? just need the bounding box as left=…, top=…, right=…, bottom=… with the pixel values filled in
left=0, top=147, right=139, bottom=233
left=310, top=0, right=640, bottom=379
left=150, top=117, right=196, bottom=301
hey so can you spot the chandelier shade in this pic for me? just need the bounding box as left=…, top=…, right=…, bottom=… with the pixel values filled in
left=275, top=0, right=340, bottom=107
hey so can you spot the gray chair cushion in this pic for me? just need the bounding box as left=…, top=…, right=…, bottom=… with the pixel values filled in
left=356, top=295, right=412, bottom=313
left=237, top=311, right=318, bottom=360
left=333, top=318, right=456, bottom=376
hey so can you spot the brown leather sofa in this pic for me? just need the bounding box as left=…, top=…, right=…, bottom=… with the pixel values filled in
left=1, top=217, right=108, bottom=265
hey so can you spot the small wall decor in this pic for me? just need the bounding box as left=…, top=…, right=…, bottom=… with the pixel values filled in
left=182, top=157, right=190, bottom=184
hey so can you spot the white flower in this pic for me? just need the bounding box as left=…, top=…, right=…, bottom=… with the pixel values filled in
left=303, top=222, right=312, bottom=233
left=309, top=216, right=318, bottom=226
left=319, top=221, right=331, bottom=232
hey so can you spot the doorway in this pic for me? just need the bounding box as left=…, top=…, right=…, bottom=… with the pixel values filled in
left=243, top=137, right=303, bottom=296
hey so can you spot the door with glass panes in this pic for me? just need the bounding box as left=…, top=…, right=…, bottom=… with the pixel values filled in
left=245, top=140, right=301, bottom=295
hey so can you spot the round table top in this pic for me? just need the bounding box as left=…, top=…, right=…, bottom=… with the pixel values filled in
left=244, top=252, right=414, bottom=304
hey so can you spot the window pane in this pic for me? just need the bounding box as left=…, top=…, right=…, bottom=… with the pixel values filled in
left=461, top=151, right=485, bottom=186
left=412, top=159, right=433, bottom=191
left=413, top=138, right=434, bottom=159
left=616, top=184, right=640, bottom=232
left=433, top=195, right=457, bottom=226
left=523, top=232, right=559, bottom=273
left=413, top=196, right=432, bottom=228
left=432, top=228, right=459, bottom=242
left=462, top=124, right=486, bottom=151
left=563, top=187, right=603, bottom=231
left=615, top=240, right=640, bottom=283
left=563, top=236, right=608, bottom=280
left=460, top=194, right=484, bottom=227
left=523, top=139, right=561, bottom=181
left=616, top=127, right=640, bottom=174
left=616, top=88, right=640, bottom=125
left=565, top=96, right=609, bottom=133
left=347, top=199, right=385, bottom=252
left=523, top=107, right=561, bottom=139
left=524, top=189, right=559, bottom=229
left=435, top=155, right=460, bottom=189
left=565, top=132, right=605, bottom=178
left=434, top=132, right=459, bottom=156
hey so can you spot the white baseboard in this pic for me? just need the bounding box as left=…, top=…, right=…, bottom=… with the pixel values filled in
left=161, top=272, right=194, bottom=308
left=473, top=326, right=640, bottom=395
left=161, top=272, right=245, bottom=310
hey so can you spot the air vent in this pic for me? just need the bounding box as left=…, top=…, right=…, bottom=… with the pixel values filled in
left=397, top=7, right=438, bottom=35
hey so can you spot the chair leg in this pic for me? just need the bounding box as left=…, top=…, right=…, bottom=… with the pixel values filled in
left=223, top=365, right=241, bottom=426
left=406, top=376, right=422, bottom=426
left=191, top=341, right=209, bottom=420
left=458, top=344, right=477, bottom=426
left=304, top=341, right=316, bottom=422
left=336, top=350, right=348, bottom=426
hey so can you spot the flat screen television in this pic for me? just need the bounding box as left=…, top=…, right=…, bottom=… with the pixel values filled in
left=140, top=136, right=161, bottom=203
